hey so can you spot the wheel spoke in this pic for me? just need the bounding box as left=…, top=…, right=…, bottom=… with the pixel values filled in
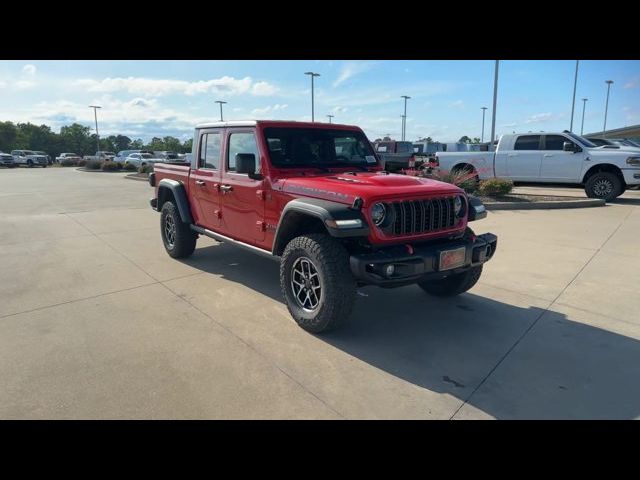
left=290, top=256, right=322, bottom=311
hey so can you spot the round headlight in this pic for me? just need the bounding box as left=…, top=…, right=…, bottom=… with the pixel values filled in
left=371, top=202, right=386, bottom=226
left=454, top=196, right=463, bottom=217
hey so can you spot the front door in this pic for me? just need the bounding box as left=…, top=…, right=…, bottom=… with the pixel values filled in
left=218, top=129, right=265, bottom=245
left=539, top=134, right=583, bottom=181
left=190, top=128, right=223, bottom=229
left=504, top=134, right=543, bottom=180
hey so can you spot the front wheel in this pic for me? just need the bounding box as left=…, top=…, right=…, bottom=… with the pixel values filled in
left=160, top=201, right=197, bottom=258
left=280, top=234, right=356, bottom=333
left=584, top=172, right=623, bottom=201
left=27, top=160, right=33, bottom=168
left=418, top=265, right=483, bottom=297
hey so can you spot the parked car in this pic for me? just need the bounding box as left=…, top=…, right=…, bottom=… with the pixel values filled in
left=149, top=120, right=497, bottom=333
left=435, top=131, right=640, bottom=200
left=124, top=152, right=162, bottom=168
left=153, top=151, right=180, bottom=161
left=84, top=151, right=116, bottom=161
left=33, top=151, right=52, bottom=165
left=11, top=150, right=48, bottom=167
left=55, top=152, right=82, bottom=163
left=1, top=151, right=16, bottom=167
left=373, top=140, right=420, bottom=172
left=585, top=137, right=640, bottom=149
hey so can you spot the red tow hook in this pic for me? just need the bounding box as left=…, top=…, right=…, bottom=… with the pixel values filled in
left=405, top=244, right=414, bottom=255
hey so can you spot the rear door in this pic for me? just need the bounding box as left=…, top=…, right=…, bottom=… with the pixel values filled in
left=503, top=135, right=543, bottom=180
left=539, top=134, right=583, bottom=181
left=190, top=128, right=223, bottom=229
left=218, top=128, right=265, bottom=244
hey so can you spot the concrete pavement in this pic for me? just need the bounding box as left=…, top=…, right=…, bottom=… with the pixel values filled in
left=1, top=167, right=639, bottom=419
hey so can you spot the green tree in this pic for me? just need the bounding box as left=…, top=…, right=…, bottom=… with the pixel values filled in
left=0, top=121, right=18, bottom=152
left=60, top=123, right=92, bottom=155
left=182, top=138, right=193, bottom=153
left=130, top=138, right=144, bottom=149
left=458, top=135, right=472, bottom=143
left=472, top=137, right=481, bottom=144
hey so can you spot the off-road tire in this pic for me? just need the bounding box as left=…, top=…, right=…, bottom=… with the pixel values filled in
left=585, top=171, right=623, bottom=201
left=27, top=160, right=33, bottom=168
left=280, top=233, right=356, bottom=333
left=418, top=265, right=483, bottom=297
left=160, top=201, right=197, bottom=258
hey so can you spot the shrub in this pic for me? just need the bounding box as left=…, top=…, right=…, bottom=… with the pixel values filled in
left=76, top=158, right=87, bottom=167
left=114, top=161, right=124, bottom=169
left=85, top=159, right=102, bottom=170
left=138, top=164, right=153, bottom=174
left=123, top=162, right=137, bottom=171
left=478, top=178, right=514, bottom=196
left=61, top=158, right=78, bottom=167
left=101, top=161, right=120, bottom=171
left=421, top=168, right=478, bottom=193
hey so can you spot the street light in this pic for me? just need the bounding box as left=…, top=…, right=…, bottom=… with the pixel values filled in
left=215, top=100, right=227, bottom=122
left=603, top=80, right=614, bottom=138
left=580, top=98, right=588, bottom=135
left=401, top=96, right=411, bottom=141
left=327, top=114, right=334, bottom=124
left=88, top=105, right=102, bottom=154
left=570, top=60, right=579, bottom=132
left=304, top=72, right=321, bottom=122
left=489, top=60, right=499, bottom=151
left=481, top=107, right=488, bottom=143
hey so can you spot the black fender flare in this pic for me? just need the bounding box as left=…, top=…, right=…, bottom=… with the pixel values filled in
left=467, top=195, right=487, bottom=221
left=157, top=179, right=193, bottom=224
left=272, top=198, right=370, bottom=256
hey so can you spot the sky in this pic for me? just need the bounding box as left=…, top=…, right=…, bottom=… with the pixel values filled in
left=1, top=60, right=639, bottom=143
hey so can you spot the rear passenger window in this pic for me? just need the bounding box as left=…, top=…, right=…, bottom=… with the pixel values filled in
left=544, top=135, right=569, bottom=150
left=199, top=132, right=221, bottom=169
left=514, top=135, right=541, bottom=150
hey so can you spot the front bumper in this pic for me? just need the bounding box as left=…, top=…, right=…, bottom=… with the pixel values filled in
left=350, top=233, right=497, bottom=287
left=622, top=168, right=640, bottom=185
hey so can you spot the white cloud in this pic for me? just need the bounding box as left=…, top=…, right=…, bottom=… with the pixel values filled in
left=250, top=104, right=288, bottom=117
left=332, top=106, right=348, bottom=113
left=450, top=100, right=464, bottom=108
left=74, top=75, right=277, bottom=97
left=252, top=81, right=278, bottom=96
left=624, top=77, right=639, bottom=89
left=525, top=112, right=554, bottom=124
left=15, top=80, right=35, bottom=90
left=501, top=122, right=517, bottom=128
left=22, top=64, right=36, bottom=76
left=333, top=62, right=375, bottom=87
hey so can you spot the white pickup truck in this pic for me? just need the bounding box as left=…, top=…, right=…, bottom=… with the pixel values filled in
left=435, top=131, right=640, bottom=200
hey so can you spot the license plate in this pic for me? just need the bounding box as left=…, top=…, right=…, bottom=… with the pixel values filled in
left=439, top=247, right=466, bottom=271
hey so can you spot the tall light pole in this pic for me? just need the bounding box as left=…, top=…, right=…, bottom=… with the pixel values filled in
left=327, top=114, right=334, bottom=124
left=569, top=60, right=579, bottom=132
left=89, top=105, right=101, bottom=154
left=481, top=107, right=488, bottom=143
left=304, top=72, right=320, bottom=122
left=215, top=100, right=227, bottom=122
left=490, top=60, right=499, bottom=151
left=603, top=80, right=614, bottom=138
left=401, top=95, right=411, bottom=141
left=580, top=98, right=588, bottom=135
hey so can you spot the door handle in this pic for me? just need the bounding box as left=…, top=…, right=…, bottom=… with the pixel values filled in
left=543, top=154, right=553, bottom=157
left=220, top=184, right=233, bottom=192
left=507, top=154, right=517, bottom=157
left=195, top=180, right=205, bottom=186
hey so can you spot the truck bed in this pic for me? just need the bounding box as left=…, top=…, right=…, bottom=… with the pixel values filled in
left=435, top=152, right=495, bottom=179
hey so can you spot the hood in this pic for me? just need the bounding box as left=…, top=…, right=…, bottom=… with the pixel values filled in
left=588, top=146, right=640, bottom=157
left=280, top=172, right=463, bottom=205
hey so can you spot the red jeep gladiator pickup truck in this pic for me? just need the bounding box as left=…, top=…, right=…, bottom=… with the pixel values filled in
left=149, top=121, right=497, bottom=333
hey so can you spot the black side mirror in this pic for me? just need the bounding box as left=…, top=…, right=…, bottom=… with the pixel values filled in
left=563, top=141, right=575, bottom=152
left=235, top=153, right=262, bottom=179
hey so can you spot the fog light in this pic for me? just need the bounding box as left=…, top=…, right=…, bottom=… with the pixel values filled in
left=384, top=264, right=395, bottom=277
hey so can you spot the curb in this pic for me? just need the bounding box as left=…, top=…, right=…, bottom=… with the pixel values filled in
left=125, top=174, right=149, bottom=182
left=75, top=167, right=128, bottom=173
left=484, top=197, right=605, bottom=210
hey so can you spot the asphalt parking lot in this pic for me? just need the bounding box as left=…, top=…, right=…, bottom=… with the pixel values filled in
left=1, top=167, right=639, bottom=419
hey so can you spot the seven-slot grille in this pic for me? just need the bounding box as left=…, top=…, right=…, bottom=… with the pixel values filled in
left=390, top=197, right=457, bottom=236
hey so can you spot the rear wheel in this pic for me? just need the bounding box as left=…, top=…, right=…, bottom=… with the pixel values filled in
left=160, top=201, right=197, bottom=258
left=452, top=165, right=479, bottom=190
left=280, top=234, right=356, bottom=333
left=585, top=171, right=623, bottom=201
left=27, top=160, right=33, bottom=168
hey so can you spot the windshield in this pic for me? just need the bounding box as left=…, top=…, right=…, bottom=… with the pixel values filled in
left=264, top=127, right=377, bottom=169
left=564, top=132, right=597, bottom=148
